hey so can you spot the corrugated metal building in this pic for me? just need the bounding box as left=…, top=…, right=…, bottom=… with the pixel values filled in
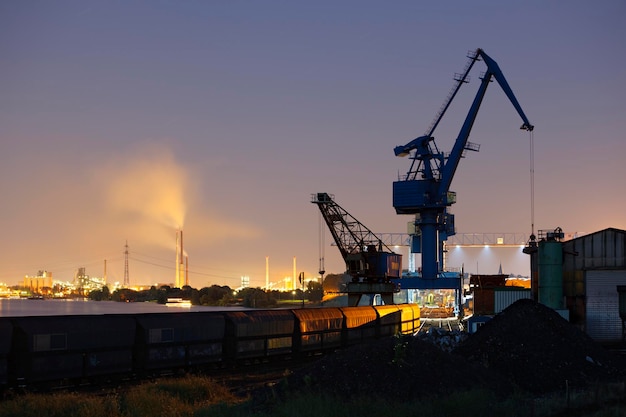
left=562, top=228, right=626, bottom=342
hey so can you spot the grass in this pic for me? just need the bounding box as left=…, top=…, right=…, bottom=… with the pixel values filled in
left=200, top=387, right=626, bottom=417
left=1, top=376, right=624, bottom=417
left=0, top=375, right=239, bottom=417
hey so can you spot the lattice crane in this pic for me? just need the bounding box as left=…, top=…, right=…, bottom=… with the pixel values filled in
left=312, top=192, right=401, bottom=305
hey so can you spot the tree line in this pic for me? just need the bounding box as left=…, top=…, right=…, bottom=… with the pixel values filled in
left=88, top=280, right=325, bottom=308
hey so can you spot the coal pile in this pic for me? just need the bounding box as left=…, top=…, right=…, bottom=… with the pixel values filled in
left=279, top=335, right=514, bottom=401
left=454, top=298, right=626, bottom=394
left=272, top=299, right=626, bottom=402
left=416, top=326, right=468, bottom=352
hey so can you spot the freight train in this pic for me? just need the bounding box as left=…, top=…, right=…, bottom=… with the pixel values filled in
left=0, top=304, right=420, bottom=389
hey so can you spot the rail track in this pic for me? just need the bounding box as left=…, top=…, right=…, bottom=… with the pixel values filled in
left=417, top=317, right=462, bottom=333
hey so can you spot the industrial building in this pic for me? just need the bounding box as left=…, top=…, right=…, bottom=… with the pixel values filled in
left=468, top=228, right=626, bottom=343
left=22, top=270, right=53, bottom=293
left=561, top=228, right=626, bottom=342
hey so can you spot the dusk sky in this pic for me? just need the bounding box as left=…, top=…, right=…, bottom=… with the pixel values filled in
left=1, top=1, right=625, bottom=289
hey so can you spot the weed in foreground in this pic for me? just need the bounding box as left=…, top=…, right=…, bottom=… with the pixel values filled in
left=0, top=392, right=118, bottom=417
left=0, top=375, right=239, bottom=417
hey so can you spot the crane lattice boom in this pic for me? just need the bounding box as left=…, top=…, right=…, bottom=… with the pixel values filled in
left=312, top=192, right=401, bottom=284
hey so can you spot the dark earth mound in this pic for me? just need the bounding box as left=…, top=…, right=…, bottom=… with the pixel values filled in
left=281, top=335, right=514, bottom=401
left=268, top=299, right=626, bottom=402
left=454, top=298, right=626, bottom=394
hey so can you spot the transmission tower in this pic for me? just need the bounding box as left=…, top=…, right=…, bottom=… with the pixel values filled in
left=123, top=240, right=130, bottom=288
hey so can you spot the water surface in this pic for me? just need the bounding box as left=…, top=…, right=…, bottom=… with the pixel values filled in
left=0, top=298, right=244, bottom=317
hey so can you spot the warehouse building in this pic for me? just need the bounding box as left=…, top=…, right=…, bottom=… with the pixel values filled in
left=468, top=228, right=626, bottom=342
left=562, top=228, right=626, bottom=342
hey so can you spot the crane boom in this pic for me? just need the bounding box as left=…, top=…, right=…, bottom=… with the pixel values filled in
left=393, top=48, right=533, bottom=280
left=312, top=192, right=401, bottom=282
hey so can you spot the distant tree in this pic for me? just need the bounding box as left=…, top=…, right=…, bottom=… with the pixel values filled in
left=157, top=289, right=168, bottom=304
left=168, top=287, right=182, bottom=299
left=199, top=285, right=232, bottom=305
left=112, top=288, right=138, bottom=302
left=307, top=281, right=324, bottom=303
left=146, top=285, right=159, bottom=301
left=218, top=291, right=235, bottom=306
left=189, top=288, right=200, bottom=305
left=88, top=289, right=104, bottom=301
left=323, top=273, right=349, bottom=293
left=240, top=287, right=275, bottom=308
left=181, top=285, right=193, bottom=299
left=89, top=286, right=111, bottom=301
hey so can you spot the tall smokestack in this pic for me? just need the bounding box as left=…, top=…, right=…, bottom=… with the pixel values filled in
left=175, top=229, right=185, bottom=288
left=185, top=255, right=189, bottom=287
left=175, top=230, right=180, bottom=287
left=293, top=256, right=296, bottom=291
left=266, top=256, right=269, bottom=289
left=180, top=230, right=184, bottom=266
left=180, top=230, right=184, bottom=287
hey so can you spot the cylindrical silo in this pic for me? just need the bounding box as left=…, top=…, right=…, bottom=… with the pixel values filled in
left=538, top=239, right=563, bottom=309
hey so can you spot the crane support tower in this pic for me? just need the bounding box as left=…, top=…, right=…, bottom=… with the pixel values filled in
left=393, top=48, right=533, bottom=285
left=312, top=192, right=401, bottom=306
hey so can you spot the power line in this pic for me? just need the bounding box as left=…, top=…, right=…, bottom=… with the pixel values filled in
left=128, top=256, right=241, bottom=282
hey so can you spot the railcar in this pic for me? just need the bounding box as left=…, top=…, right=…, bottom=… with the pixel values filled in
left=223, top=309, right=295, bottom=361
left=292, top=307, right=344, bottom=353
left=0, top=304, right=421, bottom=389
left=340, top=306, right=378, bottom=346
left=134, top=312, right=225, bottom=372
left=0, top=318, right=12, bottom=386
left=10, top=315, right=136, bottom=385
left=398, top=303, right=421, bottom=334
left=374, top=305, right=402, bottom=338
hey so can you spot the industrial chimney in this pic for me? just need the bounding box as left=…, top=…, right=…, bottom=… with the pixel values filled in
left=175, top=230, right=185, bottom=288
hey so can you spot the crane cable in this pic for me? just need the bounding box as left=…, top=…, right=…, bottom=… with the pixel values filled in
left=529, top=130, right=535, bottom=239
left=318, top=210, right=325, bottom=277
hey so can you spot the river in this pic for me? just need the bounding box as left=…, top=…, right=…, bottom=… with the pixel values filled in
left=0, top=298, right=246, bottom=317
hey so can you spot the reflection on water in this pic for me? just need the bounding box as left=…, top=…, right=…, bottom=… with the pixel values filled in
left=0, top=298, right=243, bottom=317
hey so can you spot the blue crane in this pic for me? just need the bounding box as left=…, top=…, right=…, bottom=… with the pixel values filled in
left=393, top=48, right=533, bottom=281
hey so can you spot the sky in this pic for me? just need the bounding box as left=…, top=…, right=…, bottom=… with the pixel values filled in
left=1, top=1, right=625, bottom=289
